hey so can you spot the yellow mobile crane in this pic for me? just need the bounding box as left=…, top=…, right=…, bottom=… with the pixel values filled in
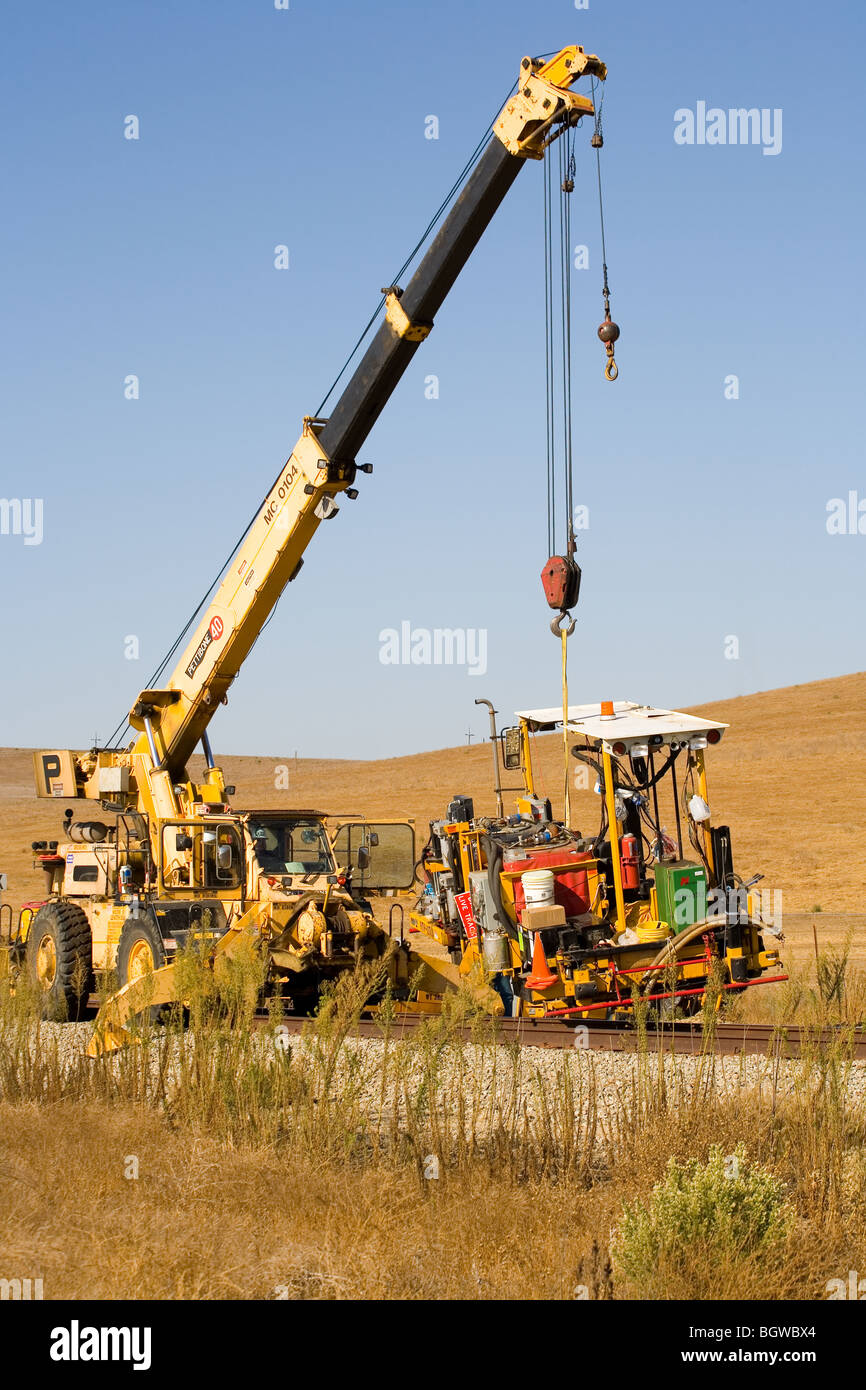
left=3, top=45, right=610, bottom=1043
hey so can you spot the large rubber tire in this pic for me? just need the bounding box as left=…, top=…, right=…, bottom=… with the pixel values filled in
left=115, top=916, right=168, bottom=1024
left=25, top=900, right=93, bottom=1021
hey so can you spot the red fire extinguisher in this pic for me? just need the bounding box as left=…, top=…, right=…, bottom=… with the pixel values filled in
left=620, top=834, right=640, bottom=891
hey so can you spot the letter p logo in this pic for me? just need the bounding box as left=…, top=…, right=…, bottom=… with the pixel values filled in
left=43, top=754, right=61, bottom=784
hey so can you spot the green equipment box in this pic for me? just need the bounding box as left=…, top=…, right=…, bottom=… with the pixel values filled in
left=653, top=860, right=708, bottom=933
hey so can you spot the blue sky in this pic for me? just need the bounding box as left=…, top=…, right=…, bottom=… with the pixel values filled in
left=1, top=0, right=863, bottom=760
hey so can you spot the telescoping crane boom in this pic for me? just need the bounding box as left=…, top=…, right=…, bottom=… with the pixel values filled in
left=20, top=46, right=609, bottom=1038
left=39, top=45, right=606, bottom=822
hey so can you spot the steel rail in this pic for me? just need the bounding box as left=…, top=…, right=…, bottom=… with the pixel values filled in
left=253, top=1013, right=866, bottom=1059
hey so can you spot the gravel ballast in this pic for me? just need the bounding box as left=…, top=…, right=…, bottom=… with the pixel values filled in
left=7, top=1021, right=866, bottom=1138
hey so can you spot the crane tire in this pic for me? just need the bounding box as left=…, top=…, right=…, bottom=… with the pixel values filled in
left=25, top=900, right=93, bottom=1021
left=115, top=916, right=169, bottom=1025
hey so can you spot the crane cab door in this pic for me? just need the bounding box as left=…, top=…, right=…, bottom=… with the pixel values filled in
left=329, top=819, right=416, bottom=894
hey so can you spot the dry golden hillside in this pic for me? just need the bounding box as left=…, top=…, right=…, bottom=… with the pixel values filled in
left=2, top=673, right=864, bottom=970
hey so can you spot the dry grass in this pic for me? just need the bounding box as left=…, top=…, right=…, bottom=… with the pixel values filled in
left=732, top=927, right=866, bottom=1026
left=2, top=946, right=865, bottom=1300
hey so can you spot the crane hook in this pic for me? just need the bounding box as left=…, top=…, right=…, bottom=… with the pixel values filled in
left=550, top=610, right=576, bottom=638
left=598, top=313, right=620, bottom=382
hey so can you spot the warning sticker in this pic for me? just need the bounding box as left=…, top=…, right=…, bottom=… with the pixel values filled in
left=454, top=891, right=478, bottom=940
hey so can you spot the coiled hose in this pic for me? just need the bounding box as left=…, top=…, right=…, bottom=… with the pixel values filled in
left=638, top=919, right=718, bottom=999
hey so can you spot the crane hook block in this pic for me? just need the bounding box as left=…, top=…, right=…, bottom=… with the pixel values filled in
left=598, top=316, right=620, bottom=381
left=541, top=555, right=581, bottom=612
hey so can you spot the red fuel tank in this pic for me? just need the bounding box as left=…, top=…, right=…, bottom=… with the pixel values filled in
left=503, top=846, right=593, bottom=920
left=620, top=834, right=640, bottom=891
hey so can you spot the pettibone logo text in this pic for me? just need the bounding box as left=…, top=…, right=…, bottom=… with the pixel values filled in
left=185, top=628, right=213, bottom=680
left=50, top=1320, right=152, bottom=1371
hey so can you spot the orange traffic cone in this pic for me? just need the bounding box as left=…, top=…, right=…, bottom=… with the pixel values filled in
left=526, top=932, right=557, bottom=990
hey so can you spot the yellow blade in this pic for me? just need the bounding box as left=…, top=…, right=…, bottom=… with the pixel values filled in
left=87, top=963, right=180, bottom=1056
left=406, top=947, right=504, bottom=1016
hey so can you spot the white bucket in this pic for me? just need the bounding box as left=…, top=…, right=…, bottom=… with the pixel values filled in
left=521, top=868, right=555, bottom=909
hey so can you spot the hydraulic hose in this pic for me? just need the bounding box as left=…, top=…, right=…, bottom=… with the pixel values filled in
left=480, top=835, right=510, bottom=934
left=639, top=919, right=718, bottom=997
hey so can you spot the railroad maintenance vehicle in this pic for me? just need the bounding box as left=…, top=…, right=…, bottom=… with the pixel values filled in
left=409, top=700, right=786, bottom=1020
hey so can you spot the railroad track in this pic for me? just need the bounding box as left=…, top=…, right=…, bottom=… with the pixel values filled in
left=255, top=1013, right=866, bottom=1059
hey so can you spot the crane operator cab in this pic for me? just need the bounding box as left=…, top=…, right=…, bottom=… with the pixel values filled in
left=6, top=779, right=424, bottom=1026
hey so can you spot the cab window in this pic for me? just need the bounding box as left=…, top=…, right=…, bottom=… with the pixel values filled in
left=248, top=818, right=334, bottom=875
left=331, top=821, right=416, bottom=890
left=161, top=822, right=243, bottom=891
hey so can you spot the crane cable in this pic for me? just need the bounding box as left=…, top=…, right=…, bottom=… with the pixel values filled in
left=559, top=132, right=577, bottom=552
left=560, top=129, right=578, bottom=829
left=543, top=79, right=619, bottom=570
left=543, top=138, right=555, bottom=557
left=591, top=76, right=620, bottom=380
left=315, top=78, right=519, bottom=417
left=542, top=128, right=579, bottom=602
left=101, top=499, right=264, bottom=751
left=542, top=124, right=580, bottom=820
left=542, top=82, right=621, bottom=820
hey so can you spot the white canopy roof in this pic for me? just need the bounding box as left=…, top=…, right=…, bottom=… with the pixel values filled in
left=514, top=700, right=728, bottom=747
